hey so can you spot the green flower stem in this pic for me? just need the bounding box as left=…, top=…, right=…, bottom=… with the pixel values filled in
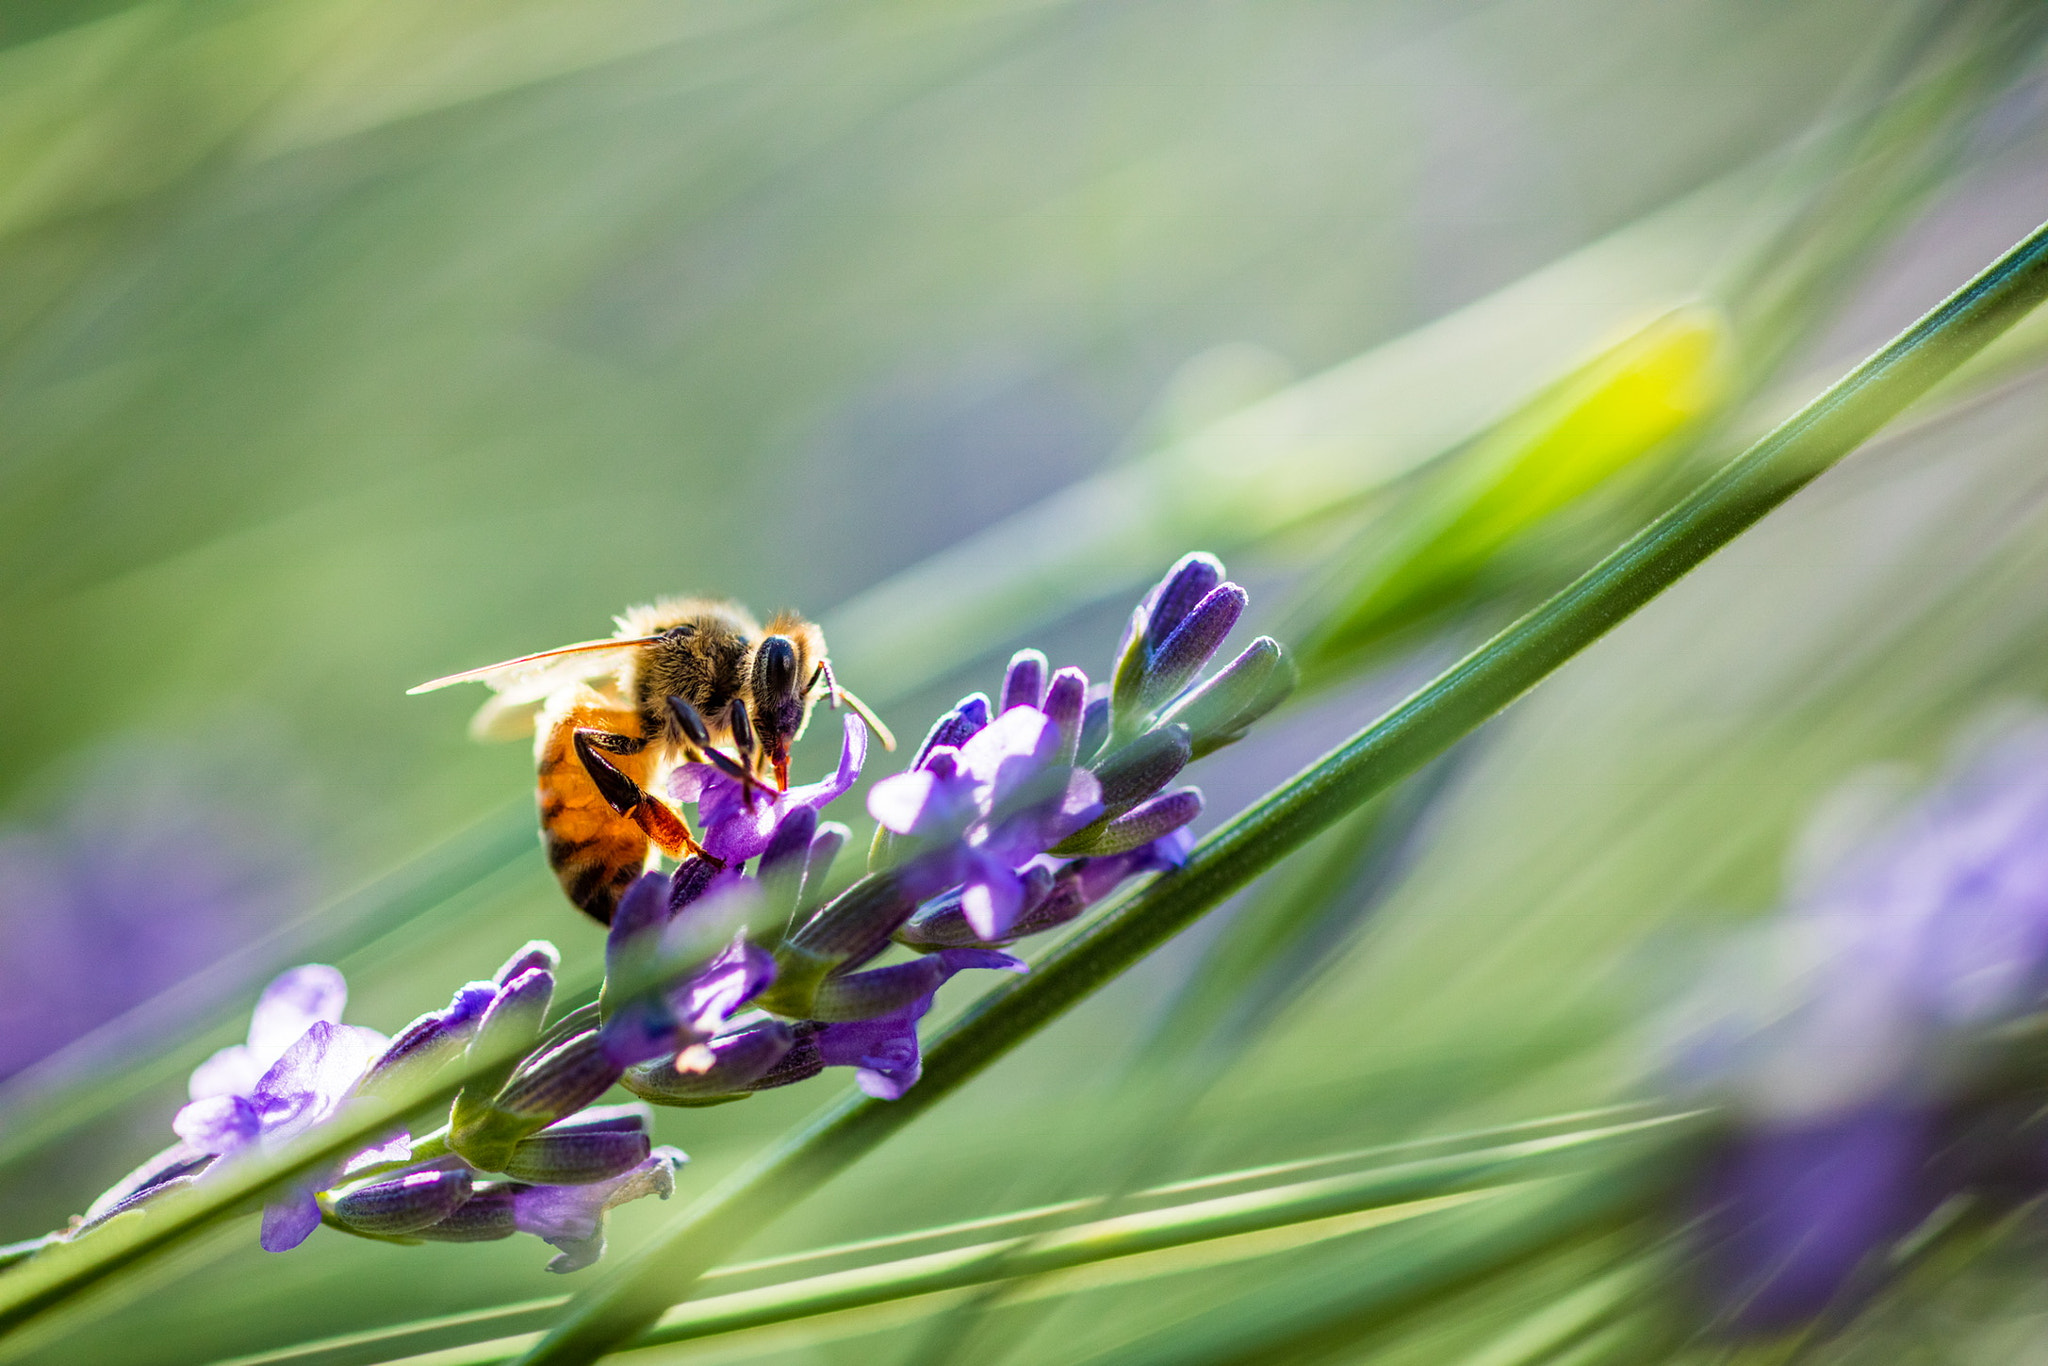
left=521, top=220, right=2048, bottom=1366
left=370, top=1115, right=1697, bottom=1366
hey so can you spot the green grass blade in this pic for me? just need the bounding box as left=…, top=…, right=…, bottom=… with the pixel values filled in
left=513, top=215, right=2048, bottom=1366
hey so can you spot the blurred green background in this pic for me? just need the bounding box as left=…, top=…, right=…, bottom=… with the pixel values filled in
left=7, top=1, right=2048, bottom=1362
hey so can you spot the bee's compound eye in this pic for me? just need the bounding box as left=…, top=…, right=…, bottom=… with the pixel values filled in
left=757, top=636, right=799, bottom=699
left=666, top=624, right=695, bottom=640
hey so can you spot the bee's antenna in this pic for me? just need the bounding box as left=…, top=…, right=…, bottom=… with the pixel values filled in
left=818, top=660, right=896, bottom=751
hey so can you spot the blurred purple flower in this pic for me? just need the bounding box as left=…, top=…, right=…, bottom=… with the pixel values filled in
left=0, top=743, right=314, bottom=1083
left=1676, top=716, right=2048, bottom=1333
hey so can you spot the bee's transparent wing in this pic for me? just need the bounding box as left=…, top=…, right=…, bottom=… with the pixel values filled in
left=407, top=637, right=658, bottom=704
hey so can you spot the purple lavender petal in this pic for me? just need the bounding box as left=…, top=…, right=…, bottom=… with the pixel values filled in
left=670, top=716, right=868, bottom=865
left=671, top=935, right=777, bottom=1036
left=868, top=765, right=979, bottom=839
left=172, top=1095, right=260, bottom=1155
left=816, top=1006, right=926, bottom=1100
left=259, top=1190, right=324, bottom=1253
left=983, top=768, right=1103, bottom=865
left=250, top=1021, right=386, bottom=1145
left=513, top=1148, right=683, bottom=1273
left=808, top=822, right=849, bottom=886
left=189, top=964, right=351, bottom=1102
left=960, top=862, right=1028, bottom=942
left=1144, top=552, right=1226, bottom=646
left=958, top=708, right=1060, bottom=809
left=898, top=865, right=1058, bottom=949
left=245, top=966, right=349, bottom=1064
left=759, top=806, right=819, bottom=876
left=785, top=713, right=868, bottom=814
left=1000, top=650, right=1049, bottom=714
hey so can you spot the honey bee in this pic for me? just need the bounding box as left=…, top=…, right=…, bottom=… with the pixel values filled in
left=410, top=599, right=894, bottom=926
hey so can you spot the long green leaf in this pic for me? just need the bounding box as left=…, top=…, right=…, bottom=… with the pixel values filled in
left=512, top=216, right=2048, bottom=1366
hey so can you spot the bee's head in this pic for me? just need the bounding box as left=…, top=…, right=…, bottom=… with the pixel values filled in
left=750, top=634, right=810, bottom=789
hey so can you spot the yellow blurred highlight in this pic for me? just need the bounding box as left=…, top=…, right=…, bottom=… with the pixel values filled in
left=1300, top=305, right=1734, bottom=672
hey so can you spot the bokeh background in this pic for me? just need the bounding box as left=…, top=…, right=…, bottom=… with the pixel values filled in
left=7, top=1, right=2048, bottom=1362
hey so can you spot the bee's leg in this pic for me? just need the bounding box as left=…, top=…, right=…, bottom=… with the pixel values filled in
left=573, top=729, right=716, bottom=864
left=727, top=700, right=771, bottom=803
left=665, top=696, right=759, bottom=792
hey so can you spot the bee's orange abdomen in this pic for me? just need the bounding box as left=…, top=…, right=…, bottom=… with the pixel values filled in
left=536, top=689, right=658, bottom=926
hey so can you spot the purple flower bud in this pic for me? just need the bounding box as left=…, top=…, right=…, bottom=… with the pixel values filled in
left=747, top=1022, right=825, bottom=1091
left=1157, top=636, right=1294, bottom=759
left=1088, top=725, right=1192, bottom=814
left=760, top=806, right=818, bottom=873
left=1144, top=552, right=1225, bottom=646
left=911, top=694, right=991, bottom=770
left=669, top=857, right=723, bottom=914
left=1139, top=584, right=1246, bottom=711
left=413, top=1185, right=517, bottom=1243
left=329, top=1166, right=475, bottom=1236
left=783, top=868, right=940, bottom=968
left=1077, top=690, right=1111, bottom=765
left=491, top=1029, right=623, bottom=1130
left=757, top=807, right=818, bottom=919
left=808, top=822, right=849, bottom=887
left=1109, top=604, right=1151, bottom=729
left=622, top=1020, right=796, bottom=1106
left=1057, top=788, right=1203, bottom=858
left=495, top=941, right=561, bottom=985
left=76, top=1147, right=215, bottom=1232
left=1043, top=668, right=1088, bottom=765
left=1000, top=649, right=1049, bottom=713
left=809, top=949, right=1023, bottom=1022
left=361, top=981, right=499, bottom=1095
left=607, top=873, right=673, bottom=982
left=897, top=864, right=1058, bottom=949
left=504, top=1108, right=655, bottom=1184
left=455, top=967, right=555, bottom=1122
